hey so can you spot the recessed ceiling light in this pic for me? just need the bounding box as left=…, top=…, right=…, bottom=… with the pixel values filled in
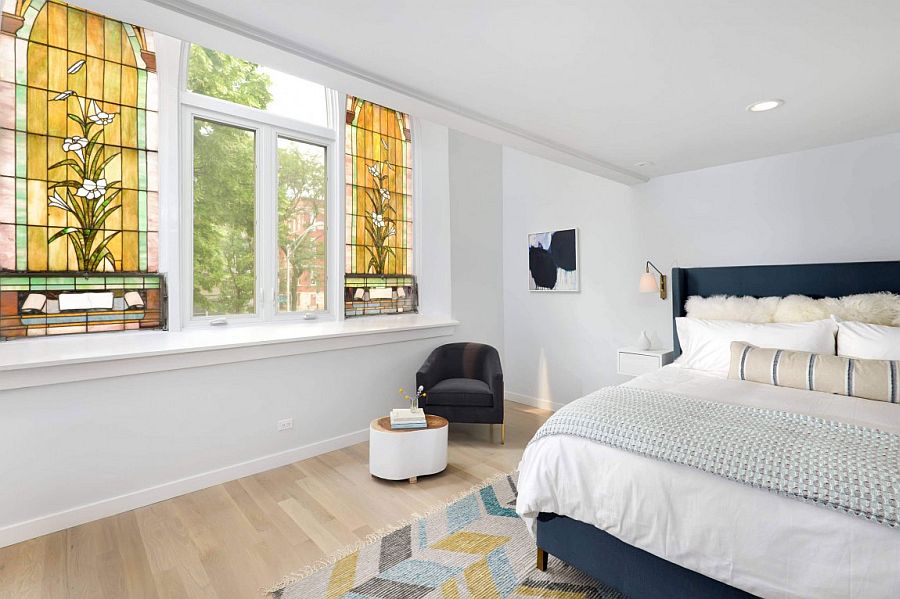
left=634, top=161, right=654, bottom=168
left=747, top=99, right=785, bottom=112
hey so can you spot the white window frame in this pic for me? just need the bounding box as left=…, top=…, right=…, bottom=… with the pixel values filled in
left=177, top=42, right=344, bottom=327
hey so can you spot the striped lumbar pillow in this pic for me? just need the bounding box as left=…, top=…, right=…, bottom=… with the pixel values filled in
left=728, top=341, right=899, bottom=403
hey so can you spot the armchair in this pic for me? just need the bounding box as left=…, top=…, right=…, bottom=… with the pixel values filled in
left=416, top=343, right=505, bottom=443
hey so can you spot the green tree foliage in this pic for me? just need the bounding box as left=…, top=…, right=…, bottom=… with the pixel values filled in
left=188, top=45, right=327, bottom=316
left=277, top=142, right=326, bottom=312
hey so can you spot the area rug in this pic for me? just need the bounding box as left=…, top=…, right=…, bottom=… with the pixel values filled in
left=268, top=472, right=623, bottom=598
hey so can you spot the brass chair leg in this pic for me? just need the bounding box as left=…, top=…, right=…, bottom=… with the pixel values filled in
left=536, top=547, right=548, bottom=571
left=501, top=423, right=506, bottom=445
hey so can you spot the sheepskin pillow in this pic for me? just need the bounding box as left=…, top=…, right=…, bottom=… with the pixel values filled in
left=686, top=293, right=900, bottom=326
left=684, top=295, right=779, bottom=323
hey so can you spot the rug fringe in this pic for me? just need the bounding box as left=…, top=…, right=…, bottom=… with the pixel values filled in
left=262, top=470, right=516, bottom=595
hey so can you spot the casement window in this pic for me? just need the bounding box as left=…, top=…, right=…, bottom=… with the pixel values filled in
left=181, top=43, right=337, bottom=323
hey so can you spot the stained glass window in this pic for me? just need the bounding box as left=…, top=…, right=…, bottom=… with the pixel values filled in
left=344, top=96, right=416, bottom=317
left=0, top=0, right=163, bottom=338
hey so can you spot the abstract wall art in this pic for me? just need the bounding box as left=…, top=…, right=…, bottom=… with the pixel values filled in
left=528, top=228, right=578, bottom=292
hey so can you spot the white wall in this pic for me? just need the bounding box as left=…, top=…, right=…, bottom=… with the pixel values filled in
left=449, top=131, right=504, bottom=349
left=502, top=133, right=900, bottom=407
left=501, top=148, right=639, bottom=409
left=0, top=121, right=509, bottom=546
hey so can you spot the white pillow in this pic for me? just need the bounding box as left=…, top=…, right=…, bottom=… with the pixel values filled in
left=837, top=320, right=900, bottom=360
left=674, top=317, right=837, bottom=377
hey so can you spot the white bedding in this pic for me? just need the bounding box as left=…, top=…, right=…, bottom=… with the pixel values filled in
left=516, top=365, right=900, bottom=599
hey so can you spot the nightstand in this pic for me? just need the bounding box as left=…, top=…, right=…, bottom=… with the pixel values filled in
left=617, top=348, right=674, bottom=377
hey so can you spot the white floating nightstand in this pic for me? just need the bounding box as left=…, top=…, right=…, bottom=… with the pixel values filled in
left=617, top=348, right=674, bottom=377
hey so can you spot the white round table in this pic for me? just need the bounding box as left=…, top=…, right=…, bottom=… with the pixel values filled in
left=369, top=415, right=448, bottom=483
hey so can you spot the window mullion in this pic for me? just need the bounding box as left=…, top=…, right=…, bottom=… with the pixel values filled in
left=332, top=92, right=346, bottom=321
left=256, top=125, right=275, bottom=323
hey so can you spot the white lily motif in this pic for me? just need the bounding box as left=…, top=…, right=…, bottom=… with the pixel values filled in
left=371, top=212, right=386, bottom=228
left=76, top=178, right=107, bottom=200
left=88, top=100, right=116, bottom=125
left=367, top=164, right=380, bottom=178
left=48, top=191, right=72, bottom=212
left=379, top=188, right=390, bottom=201
left=62, top=135, right=88, bottom=160
left=52, top=90, right=75, bottom=101
left=67, top=60, right=85, bottom=74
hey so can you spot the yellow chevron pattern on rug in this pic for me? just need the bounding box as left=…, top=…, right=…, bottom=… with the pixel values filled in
left=432, top=531, right=510, bottom=555
left=270, top=473, right=624, bottom=599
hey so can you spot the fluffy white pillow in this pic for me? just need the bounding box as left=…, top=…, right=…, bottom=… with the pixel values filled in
left=837, top=320, right=900, bottom=360
left=674, top=317, right=837, bottom=377
left=685, top=295, right=779, bottom=323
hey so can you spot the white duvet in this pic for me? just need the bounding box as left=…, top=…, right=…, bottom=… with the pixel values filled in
left=516, top=365, right=900, bottom=599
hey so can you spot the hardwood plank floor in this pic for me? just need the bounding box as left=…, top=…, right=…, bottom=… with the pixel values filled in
left=0, top=401, right=550, bottom=599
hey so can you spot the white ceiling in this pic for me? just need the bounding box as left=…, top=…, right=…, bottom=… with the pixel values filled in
left=155, top=0, right=900, bottom=180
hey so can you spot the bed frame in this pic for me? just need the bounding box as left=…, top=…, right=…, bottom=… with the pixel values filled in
left=535, top=259, right=900, bottom=598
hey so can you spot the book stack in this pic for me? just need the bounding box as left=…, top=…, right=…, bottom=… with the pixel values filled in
left=390, top=408, right=427, bottom=430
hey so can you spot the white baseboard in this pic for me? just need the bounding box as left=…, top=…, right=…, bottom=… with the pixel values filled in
left=0, top=427, right=369, bottom=549
left=506, top=391, right=565, bottom=412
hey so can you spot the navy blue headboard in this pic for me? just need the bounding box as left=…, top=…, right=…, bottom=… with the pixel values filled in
left=671, top=260, right=900, bottom=357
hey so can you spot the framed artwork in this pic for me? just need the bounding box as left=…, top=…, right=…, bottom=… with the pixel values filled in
left=528, top=227, right=579, bottom=292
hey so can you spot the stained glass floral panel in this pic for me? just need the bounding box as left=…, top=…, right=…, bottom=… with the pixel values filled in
left=0, top=0, right=163, bottom=338
left=344, top=96, right=416, bottom=317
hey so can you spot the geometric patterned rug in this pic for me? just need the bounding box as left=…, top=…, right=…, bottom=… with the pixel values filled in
left=269, top=472, right=624, bottom=598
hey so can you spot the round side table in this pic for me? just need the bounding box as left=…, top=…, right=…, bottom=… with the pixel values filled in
left=369, top=414, right=448, bottom=483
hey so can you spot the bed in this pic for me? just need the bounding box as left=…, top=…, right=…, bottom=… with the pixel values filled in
left=516, top=260, right=900, bottom=599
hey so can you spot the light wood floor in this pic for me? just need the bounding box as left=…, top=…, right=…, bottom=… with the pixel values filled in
left=0, top=401, right=550, bottom=599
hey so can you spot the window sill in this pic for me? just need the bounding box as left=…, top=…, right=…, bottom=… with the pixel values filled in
left=0, top=314, right=458, bottom=391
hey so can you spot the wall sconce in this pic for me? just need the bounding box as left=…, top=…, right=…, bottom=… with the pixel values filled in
left=639, top=261, right=667, bottom=300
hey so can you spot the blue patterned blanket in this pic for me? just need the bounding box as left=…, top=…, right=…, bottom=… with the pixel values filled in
left=530, top=386, right=900, bottom=528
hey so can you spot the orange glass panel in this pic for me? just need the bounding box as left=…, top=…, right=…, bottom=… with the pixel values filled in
left=48, top=230, right=67, bottom=270
left=86, top=13, right=104, bottom=58
left=47, top=96, right=67, bottom=138
left=121, top=188, right=138, bottom=230
left=48, top=46, right=67, bottom=92
left=121, top=66, right=137, bottom=106
left=122, top=230, right=137, bottom=270
left=25, top=87, right=47, bottom=135
left=67, top=6, right=87, bottom=54
left=27, top=179, right=47, bottom=227
left=85, top=55, right=103, bottom=100
left=30, top=3, right=48, bottom=45
left=47, top=1, right=68, bottom=49
left=25, top=133, right=46, bottom=180
left=103, top=17, right=121, bottom=63
left=27, top=225, right=48, bottom=270
left=121, top=29, right=136, bottom=67
left=66, top=50, right=87, bottom=96
left=103, top=61, right=120, bottom=104
left=119, top=104, right=136, bottom=147
left=27, top=42, right=48, bottom=89
left=120, top=147, right=137, bottom=189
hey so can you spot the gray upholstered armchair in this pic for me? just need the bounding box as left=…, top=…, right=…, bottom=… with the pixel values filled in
left=416, top=342, right=505, bottom=443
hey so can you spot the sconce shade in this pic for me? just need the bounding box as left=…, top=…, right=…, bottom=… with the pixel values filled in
left=639, top=272, right=659, bottom=293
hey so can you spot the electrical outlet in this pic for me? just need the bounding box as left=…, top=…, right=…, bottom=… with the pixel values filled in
left=277, top=418, right=293, bottom=431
